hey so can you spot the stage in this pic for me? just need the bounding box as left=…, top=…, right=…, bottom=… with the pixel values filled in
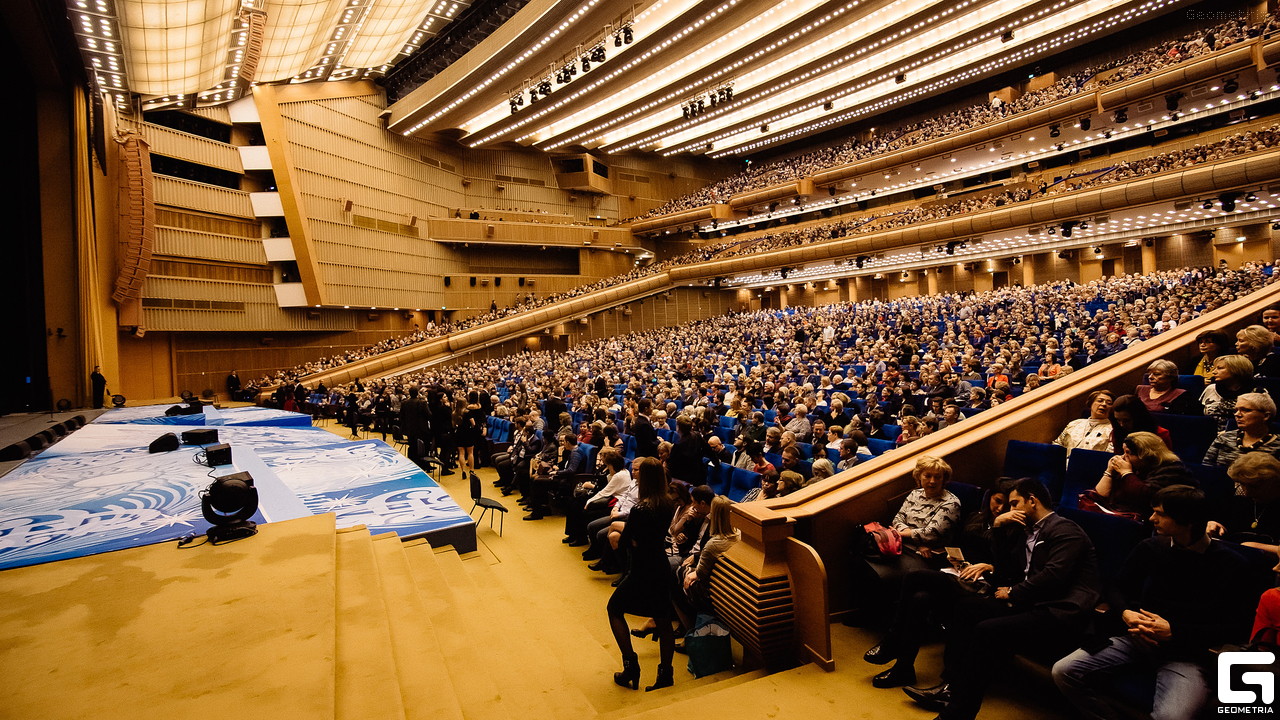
left=0, top=405, right=476, bottom=571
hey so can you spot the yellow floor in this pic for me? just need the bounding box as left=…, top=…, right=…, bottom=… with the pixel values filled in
left=0, top=513, right=338, bottom=720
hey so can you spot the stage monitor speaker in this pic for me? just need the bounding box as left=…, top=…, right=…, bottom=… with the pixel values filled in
left=205, top=443, right=233, bottom=467
left=149, top=433, right=180, bottom=453
left=182, top=428, right=219, bottom=445
left=164, top=403, right=203, bottom=416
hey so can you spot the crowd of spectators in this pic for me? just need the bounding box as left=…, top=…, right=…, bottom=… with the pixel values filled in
left=631, top=11, right=1279, bottom=220
left=273, top=263, right=1277, bottom=472
left=268, top=261, right=1280, bottom=711
left=249, top=119, right=1280, bottom=392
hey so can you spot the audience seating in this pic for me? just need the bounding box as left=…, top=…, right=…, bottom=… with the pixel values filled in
left=1060, top=449, right=1113, bottom=509
left=1002, top=441, right=1068, bottom=501
left=1151, top=412, right=1217, bottom=464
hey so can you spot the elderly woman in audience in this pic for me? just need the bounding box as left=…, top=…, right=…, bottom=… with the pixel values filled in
left=1054, top=389, right=1116, bottom=453
left=1203, top=393, right=1280, bottom=468
left=1236, top=324, right=1280, bottom=377
left=1201, top=354, right=1261, bottom=431
left=849, top=456, right=962, bottom=622
left=1136, top=359, right=1198, bottom=414
left=783, top=403, right=813, bottom=442
left=1209, top=452, right=1280, bottom=553
left=1190, top=329, right=1232, bottom=379
left=1108, top=394, right=1171, bottom=452
left=1094, top=431, right=1194, bottom=516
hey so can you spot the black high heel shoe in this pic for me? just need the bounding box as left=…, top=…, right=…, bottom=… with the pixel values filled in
left=630, top=627, right=657, bottom=641
left=645, top=663, right=674, bottom=692
left=614, top=652, right=640, bottom=690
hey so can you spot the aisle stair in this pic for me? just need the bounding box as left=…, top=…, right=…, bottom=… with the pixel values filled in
left=326, top=522, right=780, bottom=720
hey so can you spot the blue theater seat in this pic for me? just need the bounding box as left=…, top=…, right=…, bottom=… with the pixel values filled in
left=1002, top=440, right=1067, bottom=501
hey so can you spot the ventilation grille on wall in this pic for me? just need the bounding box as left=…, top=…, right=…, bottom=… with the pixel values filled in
left=141, top=298, right=246, bottom=311
left=418, top=155, right=457, bottom=172
left=615, top=171, right=652, bottom=184
left=493, top=174, right=546, bottom=187
left=352, top=214, right=420, bottom=238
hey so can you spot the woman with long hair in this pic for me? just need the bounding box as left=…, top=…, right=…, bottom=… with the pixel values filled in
left=1094, top=431, right=1194, bottom=515
left=608, top=457, right=677, bottom=692
left=672, top=496, right=739, bottom=633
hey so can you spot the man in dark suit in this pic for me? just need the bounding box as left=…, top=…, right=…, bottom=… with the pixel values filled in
left=542, top=393, right=569, bottom=438
left=864, top=478, right=1100, bottom=720
left=226, top=370, right=241, bottom=401
left=399, top=386, right=432, bottom=467
left=525, top=432, right=586, bottom=521
left=631, top=399, right=659, bottom=459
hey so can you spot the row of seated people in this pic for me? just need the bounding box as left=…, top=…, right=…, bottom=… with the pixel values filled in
left=247, top=25, right=1280, bottom=395
left=832, top=305, right=1280, bottom=718
left=632, top=12, right=1280, bottom=220
left=849, top=455, right=1278, bottom=720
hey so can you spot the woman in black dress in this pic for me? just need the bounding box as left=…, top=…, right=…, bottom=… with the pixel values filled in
left=608, top=456, right=677, bottom=692
left=457, top=390, right=487, bottom=482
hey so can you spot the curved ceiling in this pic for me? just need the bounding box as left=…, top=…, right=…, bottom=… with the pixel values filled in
left=387, top=0, right=1196, bottom=156
left=67, top=0, right=1196, bottom=156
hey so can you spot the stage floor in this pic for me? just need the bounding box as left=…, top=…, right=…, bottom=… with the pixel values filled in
left=0, top=405, right=475, bottom=571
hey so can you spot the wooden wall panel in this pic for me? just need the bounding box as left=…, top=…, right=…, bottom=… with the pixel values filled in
left=136, top=122, right=243, bottom=173
left=117, top=331, right=174, bottom=401
left=154, top=176, right=254, bottom=217
left=154, top=227, right=268, bottom=264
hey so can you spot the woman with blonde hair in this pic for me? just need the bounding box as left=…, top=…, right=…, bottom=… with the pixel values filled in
left=673, top=496, right=740, bottom=633
left=1200, top=355, right=1261, bottom=431
left=1236, top=325, right=1280, bottom=377
left=1094, top=431, right=1194, bottom=515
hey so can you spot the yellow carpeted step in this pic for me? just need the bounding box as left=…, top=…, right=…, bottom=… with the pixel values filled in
left=334, top=526, right=407, bottom=720
left=369, top=533, right=466, bottom=720
left=403, top=543, right=511, bottom=720
left=473, top=533, right=771, bottom=716
left=591, top=668, right=772, bottom=720
left=453, top=549, right=598, bottom=720
left=0, top=513, right=338, bottom=720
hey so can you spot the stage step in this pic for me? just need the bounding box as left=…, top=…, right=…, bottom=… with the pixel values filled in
left=369, top=533, right=466, bottom=720
left=403, top=543, right=511, bottom=720
left=592, top=666, right=771, bottom=720
left=334, top=526, right=407, bottom=720
left=465, top=533, right=760, bottom=717
left=453, top=549, right=598, bottom=720
left=615, top=662, right=835, bottom=720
